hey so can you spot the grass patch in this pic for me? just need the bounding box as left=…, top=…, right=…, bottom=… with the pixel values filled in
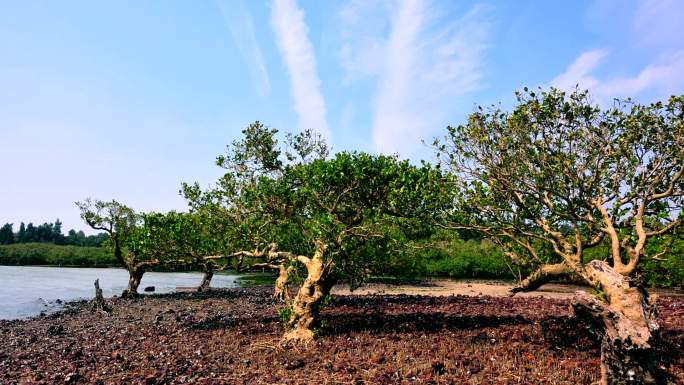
left=235, top=272, right=277, bottom=286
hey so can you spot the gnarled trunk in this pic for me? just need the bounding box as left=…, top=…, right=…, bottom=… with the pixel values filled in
left=511, top=262, right=570, bottom=294
left=574, top=260, right=665, bottom=385
left=283, top=245, right=333, bottom=342
left=121, top=268, right=144, bottom=298
left=274, top=265, right=293, bottom=302
left=198, top=270, right=213, bottom=292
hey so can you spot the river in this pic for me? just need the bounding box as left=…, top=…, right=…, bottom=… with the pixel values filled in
left=0, top=266, right=243, bottom=320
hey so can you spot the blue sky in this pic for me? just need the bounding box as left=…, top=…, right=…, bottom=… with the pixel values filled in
left=1, top=0, right=683, bottom=233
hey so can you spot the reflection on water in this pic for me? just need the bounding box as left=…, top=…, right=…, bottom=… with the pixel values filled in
left=0, top=266, right=241, bottom=320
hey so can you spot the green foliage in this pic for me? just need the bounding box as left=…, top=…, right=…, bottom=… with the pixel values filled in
left=125, top=211, right=219, bottom=270
left=578, top=226, right=684, bottom=287
left=76, top=199, right=138, bottom=267
left=592, top=283, right=607, bottom=302
left=63, top=229, right=108, bottom=247
left=215, top=121, right=284, bottom=178
left=315, top=294, right=332, bottom=310
left=278, top=305, right=293, bottom=324
left=76, top=199, right=137, bottom=239
left=61, top=106, right=683, bottom=296
left=640, top=232, right=684, bottom=287
left=0, top=223, right=13, bottom=245
left=183, top=121, right=450, bottom=320
left=0, top=243, right=115, bottom=266
left=383, top=229, right=514, bottom=280
left=435, top=87, right=684, bottom=286
left=243, top=150, right=447, bottom=285
left=181, top=122, right=329, bottom=264
left=423, top=240, right=511, bottom=279
left=0, top=220, right=105, bottom=246
left=312, top=319, right=327, bottom=337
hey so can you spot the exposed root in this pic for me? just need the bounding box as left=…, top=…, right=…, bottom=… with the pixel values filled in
left=281, top=328, right=315, bottom=344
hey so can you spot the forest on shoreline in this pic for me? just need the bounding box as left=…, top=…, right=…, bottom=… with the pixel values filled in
left=0, top=219, right=107, bottom=247
left=0, top=219, right=115, bottom=267
left=2, top=240, right=682, bottom=287
left=3, top=89, right=683, bottom=384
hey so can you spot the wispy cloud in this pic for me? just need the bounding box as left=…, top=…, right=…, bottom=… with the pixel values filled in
left=337, top=1, right=490, bottom=155
left=371, top=0, right=424, bottom=155
left=354, top=0, right=490, bottom=155
left=601, top=52, right=684, bottom=97
left=550, top=49, right=608, bottom=92
left=552, top=49, right=684, bottom=102
left=270, top=0, right=331, bottom=142
left=338, top=1, right=391, bottom=82
left=553, top=0, right=684, bottom=103
left=217, top=0, right=271, bottom=97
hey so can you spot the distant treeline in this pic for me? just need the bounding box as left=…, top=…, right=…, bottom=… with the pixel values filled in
left=0, top=243, right=115, bottom=266
left=0, top=220, right=107, bottom=247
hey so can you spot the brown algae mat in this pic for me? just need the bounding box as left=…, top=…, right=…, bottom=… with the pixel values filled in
left=1, top=286, right=683, bottom=384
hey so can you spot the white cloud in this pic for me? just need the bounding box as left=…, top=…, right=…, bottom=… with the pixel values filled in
left=551, top=49, right=684, bottom=102
left=270, top=0, right=331, bottom=142
left=553, top=0, right=684, bottom=103
left=217, top=0, right=271, bottom=97
left=366, top=1, right=490, bottom=155
left=549, top=49, right=608, bottom=92
left=599, top=52, right=684, bottom=97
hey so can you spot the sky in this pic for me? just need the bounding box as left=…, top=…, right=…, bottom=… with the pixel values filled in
left=1, top=0, right=683, bottom=233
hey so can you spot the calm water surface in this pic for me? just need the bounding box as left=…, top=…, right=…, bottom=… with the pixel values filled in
left=0, top=266, right=242, bottom=320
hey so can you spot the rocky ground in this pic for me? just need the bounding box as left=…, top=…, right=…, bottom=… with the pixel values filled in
left=1, top=286, right=683, bottom=384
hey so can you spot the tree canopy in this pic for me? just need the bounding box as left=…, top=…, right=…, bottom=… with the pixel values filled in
left=434, top=88, right=683, bottom=383
left=180, top=121, right=446, bottom=341
left=76, top=199, right=138, bottom=267
left=435, top=88, right=683, bottom=280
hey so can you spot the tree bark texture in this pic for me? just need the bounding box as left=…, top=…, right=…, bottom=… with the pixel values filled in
left=573, top=260, right=666, bottom=385
left=274, top=265, right=294, bottom=302
left=283, top=245, right=333, bottom=342
left=511, top=263, right=570, bottom=294
left=121, top=268, right=144, bottom=298
left=198, top=270, right=214, bottom=292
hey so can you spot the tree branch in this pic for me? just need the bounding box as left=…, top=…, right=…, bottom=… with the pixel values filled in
left=510, top=263, right=572, bottom=294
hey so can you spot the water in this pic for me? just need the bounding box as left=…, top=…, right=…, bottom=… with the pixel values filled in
left=0, top=266, right=242, bottom=320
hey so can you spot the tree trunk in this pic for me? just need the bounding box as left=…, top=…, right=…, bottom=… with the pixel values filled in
left=93, top=279, right=111, bottom=313
left=121, top=268, right=144, bottom=298
left=113, top=236, right=124, bottom=266
left=198, top=270, right=213, bottom=292
left=274, top=265, right=293, bottom=302
left=283, top=246, right=333, bottom=343
left=511, top=262, right=570, bottom=294
left=574, top=260, right=666, bottom=385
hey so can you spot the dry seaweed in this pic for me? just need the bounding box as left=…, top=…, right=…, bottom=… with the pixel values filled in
left=1, top=287, right=682, bottom=384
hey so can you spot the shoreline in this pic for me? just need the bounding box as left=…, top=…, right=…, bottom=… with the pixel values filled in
left=1, top=286, right=682, bottom=384
left=2, top=278, right=682, bottom=323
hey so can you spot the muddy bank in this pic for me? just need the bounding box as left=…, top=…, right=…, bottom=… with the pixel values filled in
left=1, top=287, right=683, bottom=384
left=333, top=279, right=684, bottom=298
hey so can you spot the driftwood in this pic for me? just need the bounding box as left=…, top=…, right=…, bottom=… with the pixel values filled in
left=93, top=279, right=112, bottom=314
